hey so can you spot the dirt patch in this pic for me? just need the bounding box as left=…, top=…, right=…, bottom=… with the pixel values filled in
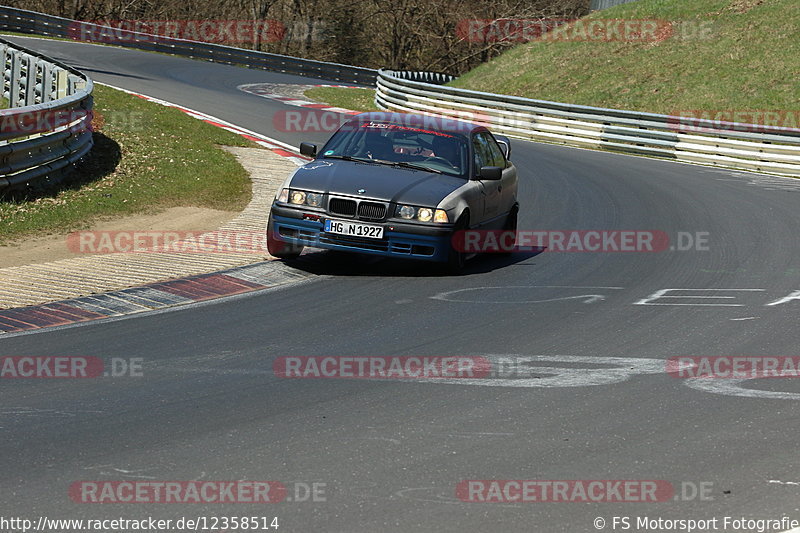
left=0, top=207, right=238, bottom=268
left=728, top=0, right=765, bottom=13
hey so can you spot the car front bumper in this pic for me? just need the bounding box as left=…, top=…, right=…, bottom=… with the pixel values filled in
left=269, top=205, right=453, bottom=262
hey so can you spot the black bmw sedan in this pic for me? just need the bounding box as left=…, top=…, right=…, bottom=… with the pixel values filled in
left=267, top=112, right=518, bottom=272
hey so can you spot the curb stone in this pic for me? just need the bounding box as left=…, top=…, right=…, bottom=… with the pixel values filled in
left=0, top=86, right=315, bottom=321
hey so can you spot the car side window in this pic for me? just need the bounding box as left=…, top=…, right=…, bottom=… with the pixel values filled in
left=472, top=134, right=491, bottom=173
left=474, top=132, right=505, bottom=168
left=481, top=133, right=507, bottom=168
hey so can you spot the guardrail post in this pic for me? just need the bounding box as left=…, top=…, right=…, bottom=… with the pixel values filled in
left=8, top=48, right=20, bottom=107
left=41, top=62, right=55, bottom=102
left=55, top=69, right=68, bottom=99
left=23, top=54, right=37, bottom=105
left=33, top=58, right=45, bottom=104
left=1, top=43, right=9, bottom=101
left=68, top=74, right=86, bottom=95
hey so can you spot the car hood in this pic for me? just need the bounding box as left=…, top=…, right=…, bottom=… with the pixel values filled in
left=289, top=159, right=466, bottom=207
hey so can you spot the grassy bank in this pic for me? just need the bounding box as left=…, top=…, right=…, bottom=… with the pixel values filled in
left=0, top=84, right=256, bottom=243
left=303, top=87, right=379, bottom=112
left=451, top=0, right=799, bottom=114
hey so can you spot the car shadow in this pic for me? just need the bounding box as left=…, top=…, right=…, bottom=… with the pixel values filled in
left=283, top=248, right=546, bottom=278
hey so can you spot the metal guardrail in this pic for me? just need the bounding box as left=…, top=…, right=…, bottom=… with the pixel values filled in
left=375, top=70, right=800, bottom=177
left=7, top=7, right=796, bottom=178
left=590, top=0, right=641, bottom=10
left=0, top=6, right=378, bottom=85
left=0, top=36, right=93, bottom=190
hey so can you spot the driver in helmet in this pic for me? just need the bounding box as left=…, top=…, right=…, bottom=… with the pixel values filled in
left=431, top=135, right=460, bottom=170
left=364, top=133, right=395, bottom=160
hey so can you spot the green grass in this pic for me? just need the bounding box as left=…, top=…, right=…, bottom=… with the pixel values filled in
left=0, top=31, right=66, bottom=42
left=304, top=87, right=379, bottom=112
left=450, top=0, right=799, bottom=114
left=0, top=84, right=256, bottom=243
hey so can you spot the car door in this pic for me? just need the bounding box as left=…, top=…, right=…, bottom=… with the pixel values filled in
left=471, top=133, right=503, bottom=227
left=482, top=132, right=517, bottom=220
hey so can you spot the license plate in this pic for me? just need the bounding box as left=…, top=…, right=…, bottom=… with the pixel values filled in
left=324, top=219, right=384, bottom=239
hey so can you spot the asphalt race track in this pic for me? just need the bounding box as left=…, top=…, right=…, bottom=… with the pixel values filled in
left=2, top=36, right=800, bottom=533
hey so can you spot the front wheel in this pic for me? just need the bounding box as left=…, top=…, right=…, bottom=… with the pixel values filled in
left=499, top=207, right=518, bottom=256
left=444, top=214, right=469, bottom=275
left=267, top=214, right=303, bottom=259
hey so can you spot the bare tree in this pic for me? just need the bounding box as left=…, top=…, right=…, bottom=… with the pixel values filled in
left=9, top=0, right=590, bottom=73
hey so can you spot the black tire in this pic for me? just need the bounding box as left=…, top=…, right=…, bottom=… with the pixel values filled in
left=444, top=214, right=469, bottom=275
left=267, top=214, right=303, bottom=259
left=499, top=207, right=518, bottom=256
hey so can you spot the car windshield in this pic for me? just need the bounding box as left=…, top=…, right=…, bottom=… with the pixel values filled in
left=320, top=121, right=469, bottom=177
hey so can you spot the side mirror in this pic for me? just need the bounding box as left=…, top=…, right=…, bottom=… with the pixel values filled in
left=300, top=142, right=317, bottom=157
left=479, top=166, right=503, bottom=180
left=494, top=135, right=511, bottom=160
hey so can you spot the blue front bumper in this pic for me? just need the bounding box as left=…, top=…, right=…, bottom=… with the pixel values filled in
left=271, top=214, right=451, bottom=262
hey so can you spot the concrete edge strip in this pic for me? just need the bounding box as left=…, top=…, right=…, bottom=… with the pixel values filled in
left=0, top=86, right=317, bottom=333
left=0, top=261, right=311, bottom=334
left=237, top=83, right=361, bottom=116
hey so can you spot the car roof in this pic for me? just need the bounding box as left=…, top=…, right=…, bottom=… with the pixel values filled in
left=346, top=111, right=488, bottom=136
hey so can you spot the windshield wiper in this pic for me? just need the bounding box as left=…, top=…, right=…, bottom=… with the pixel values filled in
left=323, top=154, right=374, bottom=163
left=391, top=161, right=443, bottom=174
left=324, top=155, right=443, bottom=174
left=365, top=159, right=444, bottom=174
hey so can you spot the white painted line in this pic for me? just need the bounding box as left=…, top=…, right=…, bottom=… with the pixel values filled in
left=634, top=288, right=766, bottom=306
left=378, top=355, right=665, bottom=389
left=237, top=82, right=361, bottom=115
left=283, top=99, right=316, bottom=106
left=767, top=290, right=800, bottom=306
left=325, top=107, right=358, bottom=114
left=685, top=377, right=800, bottom=401
left=431, top=285, right=624, bottom=304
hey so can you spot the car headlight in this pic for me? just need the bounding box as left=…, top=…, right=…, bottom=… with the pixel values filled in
left=417, top=208, right=433, bottom=222
left=279, top=189, right=324, bottom=207
left=396, top=205, right=449, bottom=223
left=398, top=205, right=416, bottom=219
left=289, top=190, right=307, bottom=205
left=306, top=192, right=323, bottom=207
